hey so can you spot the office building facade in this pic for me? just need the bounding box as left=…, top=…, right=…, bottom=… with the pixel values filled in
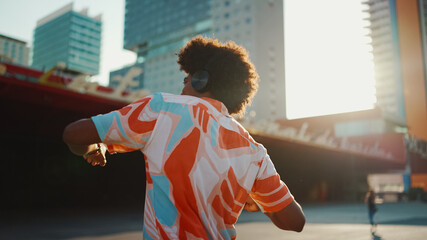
left=124, top=0, right=212, bottom=94
left=109, top=62, right=144, bottom=91
left=365, top=0, right=427, bottom=140
left=123, top=0, right=286, bottom=120
left=0, top=34, right=29, bottom=65
left=212, top=0, right=286, bottom=120
left=32, top=3, right=102, bottom=75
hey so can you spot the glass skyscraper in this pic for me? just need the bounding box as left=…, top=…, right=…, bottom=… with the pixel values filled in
left=32, top=3, right=102, bottom=75
left=123, top=0, right=213, bottom=94
left=365, top=0, right=427, bottom=140
left=121, top=0, right=285, bottom=120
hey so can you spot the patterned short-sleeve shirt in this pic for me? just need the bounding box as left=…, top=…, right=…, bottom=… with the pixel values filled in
left=92, top=92, right=294, bottom=240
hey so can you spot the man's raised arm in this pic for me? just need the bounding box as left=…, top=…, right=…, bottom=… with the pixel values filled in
left=63, top=118, right=107, bottom=167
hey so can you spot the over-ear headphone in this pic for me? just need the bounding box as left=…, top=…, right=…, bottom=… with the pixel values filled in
left=191, top=69, right=210, bottom=92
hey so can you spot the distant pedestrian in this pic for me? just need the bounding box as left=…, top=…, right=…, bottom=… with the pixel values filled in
left=365, top=189, right=378, bottom=230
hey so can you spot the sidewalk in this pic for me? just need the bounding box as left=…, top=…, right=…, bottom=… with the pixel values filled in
left=236, top=222, right=427, bottom=240
left=2, top=202, right=427, bottom=240
left=68, top=223, right=427, bottom=240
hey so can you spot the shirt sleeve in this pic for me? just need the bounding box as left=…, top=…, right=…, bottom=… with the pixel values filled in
left=250, top=151, right=294, bottom=213
left=91, top=95, right=159, bottom=154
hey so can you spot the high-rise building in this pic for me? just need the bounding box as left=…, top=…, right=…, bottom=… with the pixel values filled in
left=123, top=0, right=286, bottom=120
left=124, top=0, right=212, bottom=94
left=32, top=3, right=102, bottom=75
left=365, top=0, right=427, bottom=140
left=212, top=0, right=286, bottom=120
left=109, top=62, right=144, bottom=90
left=0, top=34, right=30, bottom=65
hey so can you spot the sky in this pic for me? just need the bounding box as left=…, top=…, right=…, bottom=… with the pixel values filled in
left=0, top=0, right=375, bottom=119
left=285, top=0, right=375, bottom=119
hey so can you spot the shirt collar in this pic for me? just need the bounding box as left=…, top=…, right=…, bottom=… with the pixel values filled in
left=201, top=97, right=230, bottom=116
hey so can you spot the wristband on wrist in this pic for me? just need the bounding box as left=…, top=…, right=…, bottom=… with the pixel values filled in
left=83, top=143, right=102, bottom=159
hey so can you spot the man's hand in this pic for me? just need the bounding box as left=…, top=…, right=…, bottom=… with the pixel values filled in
left=84, top=144, right=107, bottom=167
left=244, top=195, right=261, bottom=212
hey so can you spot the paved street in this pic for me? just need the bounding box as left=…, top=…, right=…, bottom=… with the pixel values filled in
left=236, top=223, right=427, bottom=240
left=1, top=202, right=427, bottom=239
left=66, top=223, right=427, bottom=240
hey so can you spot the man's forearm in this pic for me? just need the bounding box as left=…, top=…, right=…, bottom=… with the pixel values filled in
left=264, top=211, right=301, bottom=232
left=264, top=201, right=305, bottom=232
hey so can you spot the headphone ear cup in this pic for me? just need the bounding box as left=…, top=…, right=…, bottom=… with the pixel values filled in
left=191, top=70, right=210, bottom=92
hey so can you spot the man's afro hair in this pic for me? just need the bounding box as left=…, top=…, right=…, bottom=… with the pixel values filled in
left=177, top=36, right=259, bottom=115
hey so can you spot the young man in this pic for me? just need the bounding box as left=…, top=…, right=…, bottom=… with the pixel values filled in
left=63, top=36, right=305, bottom=239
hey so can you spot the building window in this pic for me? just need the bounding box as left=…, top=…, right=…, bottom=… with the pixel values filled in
left=11, top=43, right=15, bottom=59
left=270, top=98, right=276, bottom=105
left=137, top=56, right=145, bottom=63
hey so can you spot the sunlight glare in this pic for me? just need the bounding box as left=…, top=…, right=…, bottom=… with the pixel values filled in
left=285, top=0, right=376, bottom=119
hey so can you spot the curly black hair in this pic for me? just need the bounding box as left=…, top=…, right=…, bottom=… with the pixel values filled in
left=177, top=36, right=259, bottom=116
